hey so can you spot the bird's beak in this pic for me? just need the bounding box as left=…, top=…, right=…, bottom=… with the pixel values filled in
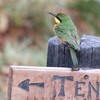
left=48, top=12, right=57, bottom=17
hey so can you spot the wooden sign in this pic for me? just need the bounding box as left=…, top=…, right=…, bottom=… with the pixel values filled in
left=8, top=66, right=100, bottom=100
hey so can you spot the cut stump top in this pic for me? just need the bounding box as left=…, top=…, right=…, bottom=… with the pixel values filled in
left=47, top=35, right=100, bottom=68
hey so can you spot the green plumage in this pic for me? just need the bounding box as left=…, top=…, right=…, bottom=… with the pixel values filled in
left=54, top=13, right=80, bottom=71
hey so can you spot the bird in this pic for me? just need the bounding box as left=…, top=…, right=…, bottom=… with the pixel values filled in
left=48, top=12, right=80, bottom=71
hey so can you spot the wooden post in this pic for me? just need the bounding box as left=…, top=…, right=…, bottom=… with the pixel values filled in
left=47, top=35, right=100, bottom=69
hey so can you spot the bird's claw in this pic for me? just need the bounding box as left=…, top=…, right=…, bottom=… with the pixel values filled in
left=71, top=67, right=80, bottom=71
left=68, top=45, right=71, bottom=48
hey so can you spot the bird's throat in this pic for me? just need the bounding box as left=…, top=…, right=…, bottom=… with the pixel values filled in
left=54, top=17, right=60, bottom=24
left=53, top=24, right=57, bottom=34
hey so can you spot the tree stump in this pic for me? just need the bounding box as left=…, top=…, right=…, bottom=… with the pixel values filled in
left=47, top=35, right=100, bottom=69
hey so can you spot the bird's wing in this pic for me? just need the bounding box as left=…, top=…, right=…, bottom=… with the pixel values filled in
left=65, top=29, right=80, bottom=51
left=55, top=24, right=80, bottom=51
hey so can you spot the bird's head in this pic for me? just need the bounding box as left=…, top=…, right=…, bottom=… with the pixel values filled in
left=48, top=12, right=70, bottom=24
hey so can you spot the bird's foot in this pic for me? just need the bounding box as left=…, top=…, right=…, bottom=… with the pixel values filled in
left=63, top=42, right=70, bottom=47
left=71, top=67, right=80, bottom=71
left=62, top=41, right=66, bottom=45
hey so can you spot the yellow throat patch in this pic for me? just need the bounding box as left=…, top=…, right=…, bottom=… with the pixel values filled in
left=54, top=17, right=60, bottom=24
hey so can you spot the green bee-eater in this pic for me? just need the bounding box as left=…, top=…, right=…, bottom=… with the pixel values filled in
left=49, top=12, right=80, bottom=71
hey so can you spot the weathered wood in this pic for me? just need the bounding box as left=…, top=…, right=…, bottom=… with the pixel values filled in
left=47, top=35, right=100, bottom=68
left=8, top=67, right=13, bottom=100
left=8, top=66, right=100, bottom=100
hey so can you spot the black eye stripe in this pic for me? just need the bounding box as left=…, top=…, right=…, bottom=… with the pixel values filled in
left=56, top=16, right=62, bottom=22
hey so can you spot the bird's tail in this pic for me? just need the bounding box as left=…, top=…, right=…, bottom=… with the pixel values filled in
left=69, top=47, right=79, bottom=71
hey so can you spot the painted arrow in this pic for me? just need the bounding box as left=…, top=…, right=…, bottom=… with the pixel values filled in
left=18, top=79, right=44, bottom=92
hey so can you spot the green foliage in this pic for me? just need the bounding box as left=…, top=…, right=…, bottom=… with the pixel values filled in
left=0, top=0, right=53, bottom=36
left=67, top=0, right=100, bottom=34
left=0, top=38, right=47, bottom=68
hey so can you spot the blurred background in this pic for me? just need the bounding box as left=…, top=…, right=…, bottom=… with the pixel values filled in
left=0, top=0, right=100, bottom=99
